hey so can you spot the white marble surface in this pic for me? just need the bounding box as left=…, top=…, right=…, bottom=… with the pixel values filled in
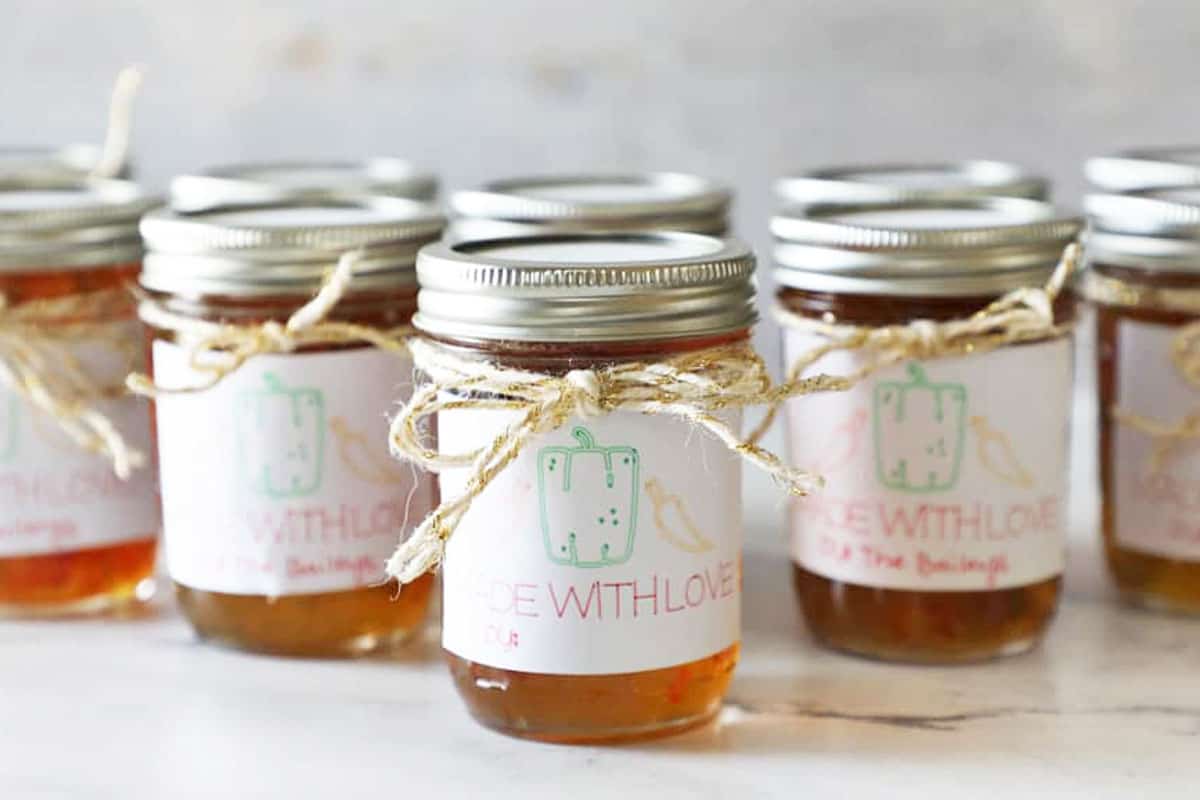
left=2, top=455, right=1198, bottom=800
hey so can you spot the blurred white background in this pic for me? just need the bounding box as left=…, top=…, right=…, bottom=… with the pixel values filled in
left=2, top=0, right=1181, bottom=545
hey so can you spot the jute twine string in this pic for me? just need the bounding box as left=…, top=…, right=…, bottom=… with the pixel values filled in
left=91, top=65, right=143, bottom=179
left=1079, top=269, right=1200, bottom=471
left=384, top=337, right=851, bottom=584
left=749, top=241, right=1083, bottom=444
left=0, top=288, right=144, bottom=478
left=127, top=249, right=412, bottom=396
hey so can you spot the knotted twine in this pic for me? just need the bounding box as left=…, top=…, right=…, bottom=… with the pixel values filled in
left=385, top=338, right=851, bottom=584
left=1078, top=269, right=1200, bottom=471
left=749, top=241, right=1083, bottom=444
left=0, top=289, right=144, bottom=478
left=127, top=249, right=412, bottom=396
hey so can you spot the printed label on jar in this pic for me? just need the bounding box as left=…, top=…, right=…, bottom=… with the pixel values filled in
left=1113, top=319, right=1200, bottom=560
left=439, top=410, right=742, bottom=676
left=784, top=332, right=1071, bottom=591
left=0, top=326, right=159, bottom=558
left=153, top=342, right=433, bottom=596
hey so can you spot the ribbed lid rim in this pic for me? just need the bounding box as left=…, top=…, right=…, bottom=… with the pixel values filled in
left=775, top=160, right=1048, bottom=204
left=1085, top=148, right=1200, bottom=191
left=449, top=172, right=731, bottom=223
left=141, top=196, right=445, bottom=253
left=168, top=158, right=438, bottom=211
left=414, top=231, right=756, bottom=342
left=771, top=197, right=1082, bottom=251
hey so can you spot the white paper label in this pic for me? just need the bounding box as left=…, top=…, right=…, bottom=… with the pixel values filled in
left=440, top=411, right=742, bottom=675
left=784, top=332, right=1071, bottom=591
left=1114, top=320, right=1200, bottom=560
left=153, top=343, right=432, bottom=596
left=0, top=329, right=159, bottom=557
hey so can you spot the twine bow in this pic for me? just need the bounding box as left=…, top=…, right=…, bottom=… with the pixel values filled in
left=127, top=249, right=412, bottom=396
left=385, top=337, right=850, bottom=584
left=750, top=241, right=1082, bottom=443
left=0, top=288, right=144, bottom=478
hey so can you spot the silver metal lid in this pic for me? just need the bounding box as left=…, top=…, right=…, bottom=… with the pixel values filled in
left=0, top=145, right=114, bottom=182
left=447, top=173, right=731, bottom=239
left=1086, top=188, right=1200, bottom=271
left=775, top=160, right=1048, bottom=206
left=772, top=197, right=1082, bottom=296
left=169, top=158, right=438, bottom=212
left=414, top=231, right=756, bottom=343
left=1085, top=148, right=1200, bottom=192
left=0, top=178, right=158, bottom=270
left=140, top=196, right=445, bottom=297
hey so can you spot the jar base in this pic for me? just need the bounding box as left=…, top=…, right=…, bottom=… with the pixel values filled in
left=810, top=629, right=1042, bottom=665
left=1117, top=588, right=1200, bottom=617
left=174, top=576, right=435, bottom=659
left=446, top=645, right=738, bottom=744
left=0, top=576, right=156, bottom=620
left=192, top=621, right=421, bottom=659
left=467, top=698, right=723, bottom=745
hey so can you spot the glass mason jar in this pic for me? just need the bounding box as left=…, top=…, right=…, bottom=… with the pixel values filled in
left=772, top=197, right=1083, bottom=663
left=446, top=172, right=730, bottom=243
left=0, top=178, right=160, bottom=615
left=775, top=160, right=1048, bottom=207
left=168, top=158, right=437, bottom=213
left=1086, top=148, right=1200, bottom=192
left=414, top=232, right=753, bottom=742
left=139, top=196, right=445, bottom=656
left=1083, top=188, right=1200, bottom=614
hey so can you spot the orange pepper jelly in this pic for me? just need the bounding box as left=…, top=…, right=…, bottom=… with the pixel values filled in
left=1084, top=188, right=1200, bottom=614
left=0, top=179, right=161, bottom=615
left=446, top=172, right=730, bottom=243
left=413, top=233, right=755, bottom=742
left=139, top=197, right=444, bottom=656
left=771, top=198, right=1082, bottom=663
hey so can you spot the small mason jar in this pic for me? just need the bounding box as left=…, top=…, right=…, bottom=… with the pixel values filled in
left=775, top=161, right=1048, bottom=206
left=0, top=178, right=160, bottom=615
left=415, top=232, right=752, bottom=742
left=772, top=198, right=1082, bottom=663
left=446, top=172, right=730, bottom=243
left=1083, top=188, right=1200, bottom=614
left=169, top=158, right=437, bottom=212
left=139, top=196, right=444, bottom=656
left=1086, top=148, right=1200, bottom=192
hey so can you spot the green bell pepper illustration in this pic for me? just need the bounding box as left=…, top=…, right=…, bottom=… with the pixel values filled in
left=235, top=372, right=326, bottom=498
left=872, top=363, right=967, bottom=493
left=0, top=394, right=17, bottom=463
left=538, top=426, right=640, bottom=568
